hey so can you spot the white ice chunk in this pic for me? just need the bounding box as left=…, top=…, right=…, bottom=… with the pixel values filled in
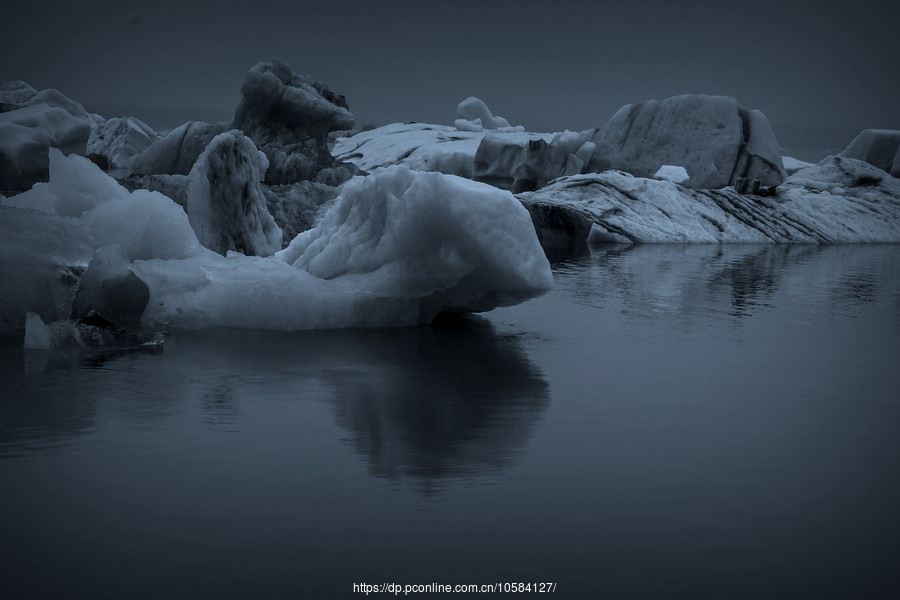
left=454, top=117, right=483, bottom=132
left=23, top=312, right=52, bottom=349
left=456, top=96, right=512, bottom=130
left=653, top=165, right=690, bottom=186
left=277, top=165, right=553, bottom=317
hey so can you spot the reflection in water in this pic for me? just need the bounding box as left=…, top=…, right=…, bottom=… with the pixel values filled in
left=557, top=243, right=899, bottom=323
left=0, top=340, right=164, bottom=456
left=2, top=245, right=899, bottom=599
left=0, top=315, right=549, bottom=491
left=173, top=316, right=550, bottom=492
left=323, top=315, right=549, bottom=492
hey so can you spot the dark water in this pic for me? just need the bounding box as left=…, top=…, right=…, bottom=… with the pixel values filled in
left=2, top=244, right=899, bottom=599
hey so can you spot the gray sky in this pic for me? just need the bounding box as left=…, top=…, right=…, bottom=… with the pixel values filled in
left=2, top=0, right=898, bottom=159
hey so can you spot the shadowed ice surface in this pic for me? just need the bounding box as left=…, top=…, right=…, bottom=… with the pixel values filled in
left=2, top=244, right=899, bottom=598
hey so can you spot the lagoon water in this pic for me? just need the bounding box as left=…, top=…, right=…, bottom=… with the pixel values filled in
left=2, top=244, right=899, bottom=598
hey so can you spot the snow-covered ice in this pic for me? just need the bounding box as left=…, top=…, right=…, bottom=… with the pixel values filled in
left=333, top=122, right=486, bottom=176
left=455, top=96, right=512, bottom=131
left=653, top=165, right=690, bottom=185
left=332, top=122, right=565, bottom=190
left=520, top=157, right=900, bottom=243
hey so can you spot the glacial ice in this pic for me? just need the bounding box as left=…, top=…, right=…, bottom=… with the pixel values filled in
left=1, top=150, right=552, bottom=331
left=278, top=165, right=553, bottom=316
left=333, top=122, right=596, bottom=195
left=334, top=95, right=787, bottom=194
left=782, top=155, right=815, bottom=175
left=130, top=121, right=230, bottom=176
left=0, top=104, right=92, bottom=192
left=519, top=156, right=900, bottom=243
left=234, top=58, right=356, bottom=184
left=840, top=129, right=900, bottom=177
left=333, top=122, right=485, bottom=175
left=653, top=165, right=690, bottom=185
left=455, top=97, right=512, bottom=131
left=85, top=116, right=159, bottom=172
left=585, top=94, right=786, bottom=189
left=185, top=130, right=282, bottom=256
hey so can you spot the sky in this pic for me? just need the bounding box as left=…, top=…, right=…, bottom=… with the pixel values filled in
left=2, top=0, right=898, bottom=159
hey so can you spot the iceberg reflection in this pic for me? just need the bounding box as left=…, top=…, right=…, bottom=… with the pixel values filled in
left=1, top=316, right=550, bottom=491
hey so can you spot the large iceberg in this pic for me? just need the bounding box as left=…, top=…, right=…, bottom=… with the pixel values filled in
left=130, top=58, right=357, bottom=187
left=586, top=94, right=786, bottom=189
left=1, top=150, right=552, bottom=331
left=278, top=165, right=552, bottom=317
left=519, top=156, right=900, bottom=243
left=0, top=81, right=150, bottom=191
left=334, top=94, right=786, bottom=193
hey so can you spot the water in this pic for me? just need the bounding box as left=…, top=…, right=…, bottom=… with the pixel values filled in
left=2, top=244, right=899, bottom=598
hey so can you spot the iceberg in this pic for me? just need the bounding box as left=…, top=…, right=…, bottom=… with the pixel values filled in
left=185, top=130, right=282, bottom=257
left=335, top=95, right=786, bottom=194
left=586, top=94, right=786, bottom=189
left=130, top=120, right=229, bottom=176
left=1, top=150, right=552, bottom=332
left=519, top=156, right=900, bottom=244
left=455, top=96, right=512, bottom=131
left=86, top=116, right=159, bottom=172
left=653, top=165, right=690, bottom=185
left=234, top=58, right=356, bottom=184
left=278, top=165, right=552, bottom=316
left=839, top=129, right=900, bottom=177
left=782, top=155, right=815, bottom=175
left=333, top=122, right=486, bottom=176
left=0, top=104, right=92, bottom=193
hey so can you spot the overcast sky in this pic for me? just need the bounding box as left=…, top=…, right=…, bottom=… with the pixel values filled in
left=2, top=0, right=898, bottom=158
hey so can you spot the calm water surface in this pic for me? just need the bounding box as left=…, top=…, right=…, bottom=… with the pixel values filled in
left=2, top=244, right=899, bottom=598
